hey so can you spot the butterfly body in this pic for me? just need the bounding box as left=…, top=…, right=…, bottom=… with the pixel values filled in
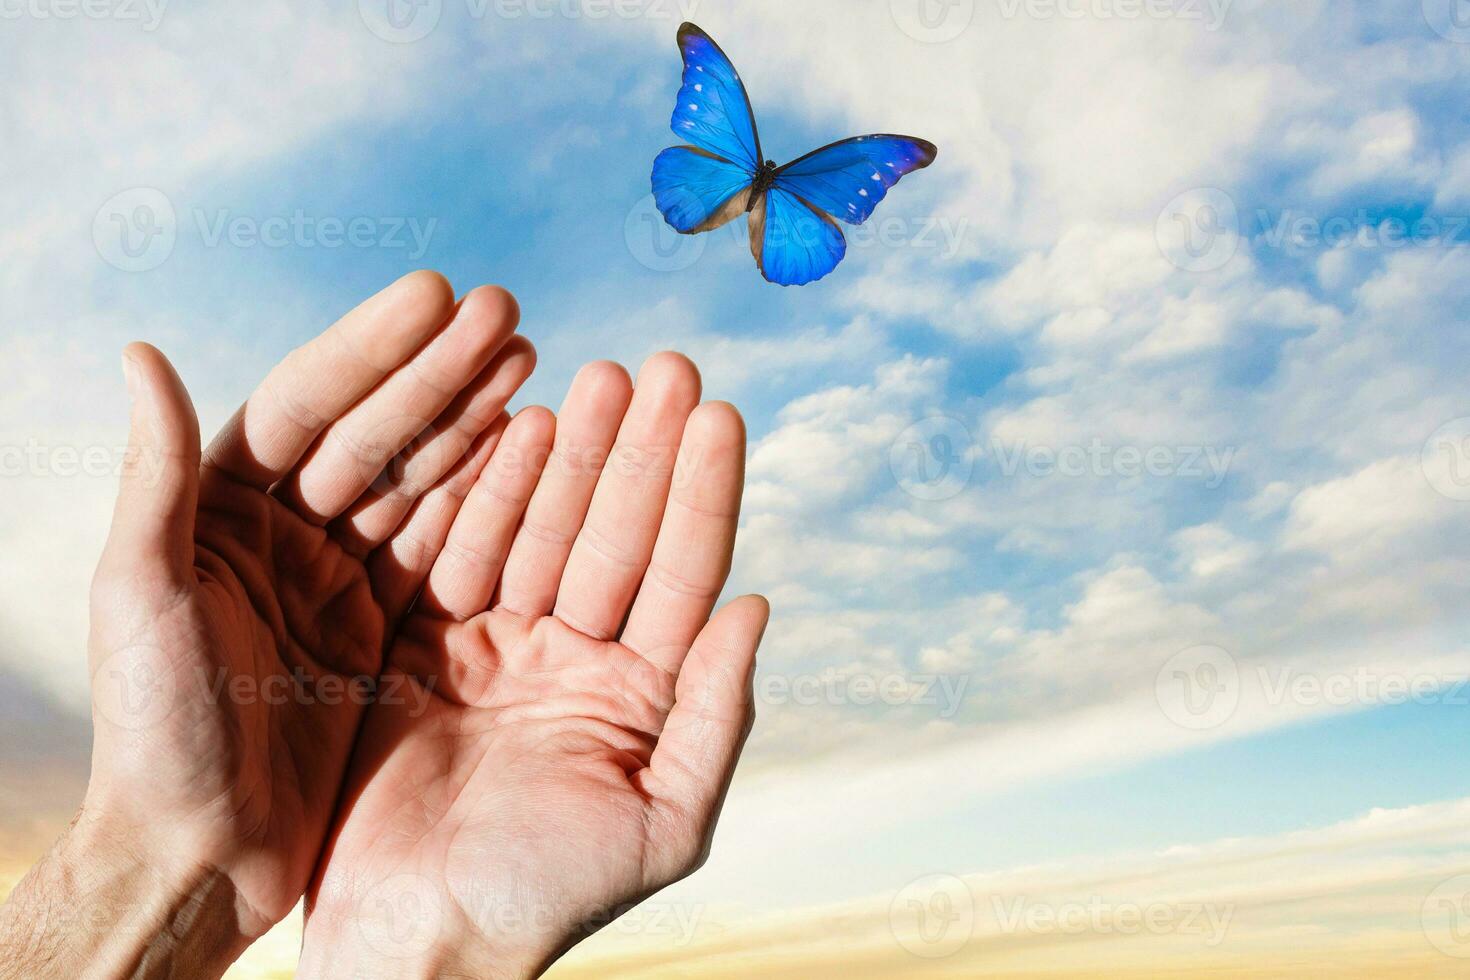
left=652, top=23, right=937, bottom=286
left=748, top=160, right=780, bottom=206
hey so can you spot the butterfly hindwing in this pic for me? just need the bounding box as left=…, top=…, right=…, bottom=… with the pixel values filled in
left=670, top=23, right=762, bottom=174
left=653, top=146, right=754, bottom=233
left=775, top=135, right=938, bottom=226
left=749, top=186, right=847, bottom=287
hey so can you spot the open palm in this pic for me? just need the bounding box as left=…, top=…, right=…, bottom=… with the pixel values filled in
left=87, top=273, right=536, bottom=940
left=300, top=355, right=767, bottom=978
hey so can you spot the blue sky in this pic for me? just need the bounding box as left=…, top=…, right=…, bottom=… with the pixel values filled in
left=4, top=0, right=1470, bottom=974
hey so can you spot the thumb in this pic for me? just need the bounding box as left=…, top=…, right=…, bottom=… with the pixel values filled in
left=644, top=595, right=769, bottom=873
left=99, top=342, right=202, bottom=589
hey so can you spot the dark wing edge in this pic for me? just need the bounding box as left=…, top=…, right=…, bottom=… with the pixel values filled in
left=774, top=134, right=938, bottom=175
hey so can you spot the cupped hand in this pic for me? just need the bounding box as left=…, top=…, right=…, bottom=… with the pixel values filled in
left=84, top=272, right=537, bottom=951
left=297, top=353, right=768, bottom=979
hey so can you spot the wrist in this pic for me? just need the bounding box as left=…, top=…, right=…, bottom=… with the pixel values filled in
left=0, top=804, right=249, bottom=980
left=299, top=883, right=555, bottom=980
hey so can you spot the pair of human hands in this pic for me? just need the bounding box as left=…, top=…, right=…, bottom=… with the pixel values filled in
left=0, top=272, right=765, bottom=979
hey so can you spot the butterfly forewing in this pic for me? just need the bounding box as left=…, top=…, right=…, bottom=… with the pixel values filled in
left=670, top=23, right=762, bottom=174
left=775, top=136, right=938, bottom=226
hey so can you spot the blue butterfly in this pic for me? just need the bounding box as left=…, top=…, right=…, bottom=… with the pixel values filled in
left=652, top=23, right=937, bottom=287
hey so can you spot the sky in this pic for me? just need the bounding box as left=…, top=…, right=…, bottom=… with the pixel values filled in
left=2, top=0, right=1470, bottom=975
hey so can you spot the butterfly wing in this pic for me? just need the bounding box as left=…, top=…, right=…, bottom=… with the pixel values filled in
left=774, top=135, right=937, bottom=225
left=748, top=186, right=847, bottom=287
left=669, top=23, right=762, bottom=174
left=652, top=146, right=754, bottom=233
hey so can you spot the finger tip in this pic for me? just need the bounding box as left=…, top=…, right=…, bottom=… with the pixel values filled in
left=510, top=404, right=556, bottom=440
left=396, top=269, right=455, bottom=312
left=687, top=401, right=746, bottom=446
left=461, top=284, right=521, bottom=330
left=637, top=351, right=702, bottom=403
